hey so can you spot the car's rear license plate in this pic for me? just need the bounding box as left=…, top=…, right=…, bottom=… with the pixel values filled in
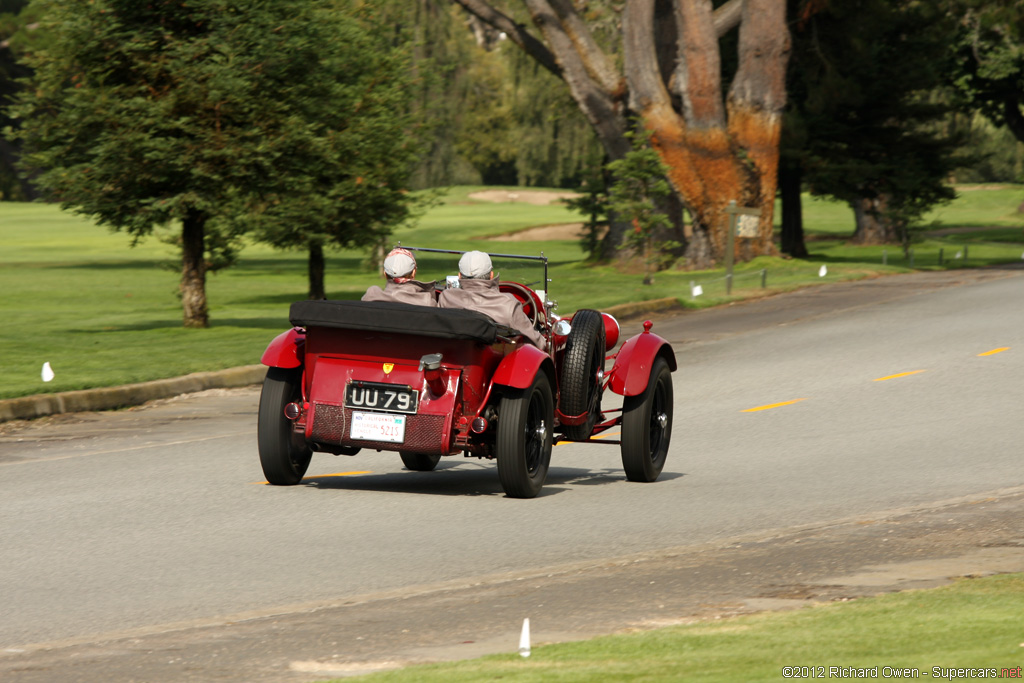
left=345, top=382, right=418, bottom=414
left=350, top=412, right=406, bottom=443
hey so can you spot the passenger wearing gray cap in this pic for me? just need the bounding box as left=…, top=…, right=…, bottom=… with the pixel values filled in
left=362, top=247, right=437, bottom=306
left=438, top=250, right=547, bottom=349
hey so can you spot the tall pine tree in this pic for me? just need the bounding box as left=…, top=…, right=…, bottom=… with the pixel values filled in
left=11, top=0, right=421, bottom=322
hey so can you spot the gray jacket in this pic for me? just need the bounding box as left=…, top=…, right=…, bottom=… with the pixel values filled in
left=362, top=279, right=437, bottom=307
left=437, top=278, right=546, bottom=349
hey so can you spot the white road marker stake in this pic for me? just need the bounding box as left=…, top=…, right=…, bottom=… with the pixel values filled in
left=41, top=362, right=55, bottom=382
left=518, top=618, right=531, bottom=657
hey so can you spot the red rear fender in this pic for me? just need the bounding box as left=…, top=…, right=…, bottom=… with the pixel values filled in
left=491, top=344, right=554, bottom=390
left=607, top=323, right=676, bottom=397
left=261, top=328, right=305, bottom=369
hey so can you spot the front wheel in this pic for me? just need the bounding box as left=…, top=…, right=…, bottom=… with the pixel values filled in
left=620, top=357, right=672, bottom=482
left=400, top=452, right=441, bottom=471
left=258, top=367, right=312, bottom=485
left=496, top=373, right=554, bottom=498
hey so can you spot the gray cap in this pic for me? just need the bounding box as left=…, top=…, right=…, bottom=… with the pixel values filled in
left=383, top=248, right=416, bottom=278
left=459, top=250, right=492, bottom=279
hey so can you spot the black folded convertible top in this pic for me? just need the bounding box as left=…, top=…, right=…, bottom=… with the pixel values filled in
left=290, top=299, right=498, bottom=344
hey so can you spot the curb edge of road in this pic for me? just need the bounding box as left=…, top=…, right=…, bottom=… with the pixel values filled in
left=0, top=298, right=688, bottom=425
left=0, top=365, right=268, bottom=424
left=603, top=296, right=681, bottom=320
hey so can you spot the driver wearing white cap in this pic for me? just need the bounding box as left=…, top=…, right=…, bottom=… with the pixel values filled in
left=438, top=250, right=546, bottom=349
left=362, top=247, right=437, bottom=306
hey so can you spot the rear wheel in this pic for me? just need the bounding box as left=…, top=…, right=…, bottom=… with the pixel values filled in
left=258, top=367, right=312, bottom=485
left=620, top=357, right=672, bottom=482
left=496, top=373, right=554, bottom=498
left=400, top=452, right=441, bottom=471
left=559, top=309, right=605, bottom=441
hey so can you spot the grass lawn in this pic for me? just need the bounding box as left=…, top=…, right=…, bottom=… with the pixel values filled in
left=792, top=184, right=1024, bottom=235
left=339, top=573, right=1024, bottom=682
left=1, top=184, right=1022, bottom=400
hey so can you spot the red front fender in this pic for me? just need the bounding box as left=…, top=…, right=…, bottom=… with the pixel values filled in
left=261, top=328, right=305, bottom=369
left=607, top=323, right=676, bottom=397
left=491, top=343, right=554, bottom=390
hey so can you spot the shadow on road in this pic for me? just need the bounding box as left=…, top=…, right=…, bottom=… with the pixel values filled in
left=297, top=463, right=684, bottom=498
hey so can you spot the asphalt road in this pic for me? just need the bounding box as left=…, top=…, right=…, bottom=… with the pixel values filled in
left=1, top=266, right=1023, bottom=681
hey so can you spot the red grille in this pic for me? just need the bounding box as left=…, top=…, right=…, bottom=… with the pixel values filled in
left=309, top=403, right=347, bottom=444
left=310, top=403, right=449, bottom=454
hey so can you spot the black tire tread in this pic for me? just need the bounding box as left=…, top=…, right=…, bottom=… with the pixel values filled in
left=257, top=367, right=312, bottom=485
left=620, top=357, right=672, bottom=483
left=559, top=309, right=605, bottom=441
left=400, top=452, right=441, bottom=471
left=496, top=373, right=554, bottom=498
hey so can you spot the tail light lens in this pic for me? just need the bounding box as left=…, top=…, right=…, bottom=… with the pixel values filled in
left=419, top=353, right=446, bottom=396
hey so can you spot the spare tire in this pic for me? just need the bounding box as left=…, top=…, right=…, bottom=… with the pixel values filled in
left=559, top=309, right=605, bottom=441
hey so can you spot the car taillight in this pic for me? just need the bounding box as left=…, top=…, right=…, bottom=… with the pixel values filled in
left=419, top=353, right=446, bottom=397
left=424, top=368, right=446, bottom=396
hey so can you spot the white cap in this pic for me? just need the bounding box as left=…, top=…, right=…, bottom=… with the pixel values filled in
left=383, top=248, right=416, bottom=278
left=459, top=250, right=492, bottom=279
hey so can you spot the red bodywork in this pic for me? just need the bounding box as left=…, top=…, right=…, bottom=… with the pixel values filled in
left=301, top=326, right=519, bottom=456
left=263, top=295, right=562, bottom=458
left=261, top=286, right=671, bottom=459
left=607, top=321, right=677, bottom=397
left=261, top=328, right=304, bottom=369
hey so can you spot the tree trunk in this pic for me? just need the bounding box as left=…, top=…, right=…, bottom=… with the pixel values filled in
left=659, top=189, right=688, bottom=247
left=521, top=0, right=632, bottom=160
left=0, top=139, right=40, bottom=201
left=624, top=0, right=788, bottom=269
left=1002, top=94, right=1024, bottom=145
left=308, top=241, right=326, bottom=300
left=180, top=210, right=209, bottom=329
left=849, top=196, right=900, bottom=245
left=600, top=219, right=630, bottom=260
left=454, top=0, right=789, bottom=269
left=685, top=225, right=714, bottom=270
left=724, top=0, right=788, bottom=259
left=779, top=160, right=808, bottom=258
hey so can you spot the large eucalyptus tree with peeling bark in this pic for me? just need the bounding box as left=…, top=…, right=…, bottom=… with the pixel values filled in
left=452, top=0, right=789, bottom=268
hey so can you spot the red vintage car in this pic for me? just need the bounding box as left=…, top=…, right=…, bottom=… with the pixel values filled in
left=258, top=247, right=676, bottom=498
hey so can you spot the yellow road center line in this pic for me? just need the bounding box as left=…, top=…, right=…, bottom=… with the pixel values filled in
left=556, top=430, right=621, bottom=446
left=873, top=370, right=926, bottom=382
left=307, top=471, right=373, bottom=479
left=978, top=347, right=1009, bottom=356
left=742, top=399, right=807, bottom=413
